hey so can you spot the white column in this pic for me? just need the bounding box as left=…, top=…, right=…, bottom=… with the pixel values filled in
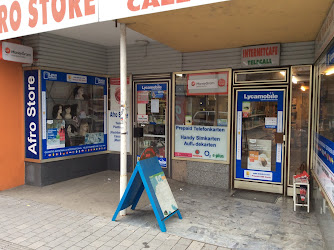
left=120, top=23, right=127, bottom=216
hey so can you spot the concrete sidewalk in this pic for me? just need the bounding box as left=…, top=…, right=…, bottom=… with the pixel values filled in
left=0, top=195, right=227, bottom=250
left=0, top=171, right=326, bottom=249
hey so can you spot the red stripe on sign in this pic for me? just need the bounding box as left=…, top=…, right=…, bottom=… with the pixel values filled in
left=174, top=152, right=192, bottom=157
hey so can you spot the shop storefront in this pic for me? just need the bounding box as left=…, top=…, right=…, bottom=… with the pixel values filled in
left=24, top=69, right=110, bottom=186
left=166, top=63, right=312, bottom=194
left=0, top=0, right=333, bottom=248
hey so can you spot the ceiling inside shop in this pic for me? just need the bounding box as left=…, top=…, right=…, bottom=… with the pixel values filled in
left=49, top=21, right=156, bottom=47
left=48, top=0, right=333, bottom=52
left=118, top=0, right=333, bottom=52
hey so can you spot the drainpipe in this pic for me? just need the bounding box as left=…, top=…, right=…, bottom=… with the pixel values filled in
left=120, top=23, right=127, bottom=216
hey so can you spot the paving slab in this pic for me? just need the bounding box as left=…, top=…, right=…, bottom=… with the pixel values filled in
left=0, top=170, right=325, bottom=250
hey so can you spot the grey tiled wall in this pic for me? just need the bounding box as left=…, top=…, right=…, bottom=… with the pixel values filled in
left=172, top=160, right=230, bottom=189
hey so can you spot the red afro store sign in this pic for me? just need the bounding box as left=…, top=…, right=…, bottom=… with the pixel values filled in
left=0, top=0, right=98, bottom=40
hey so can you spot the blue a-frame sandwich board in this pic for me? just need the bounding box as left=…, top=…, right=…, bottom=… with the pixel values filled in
left=112, top=157, right=182, bottom=232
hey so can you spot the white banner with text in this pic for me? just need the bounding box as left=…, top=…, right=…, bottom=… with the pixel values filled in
left=174, top=125, right=227, bottom=161
left=99, top=0, right=229, bottom=21
left=108, top=80, right=132, bottom=153
left=0, top=0, right=99, bottom=40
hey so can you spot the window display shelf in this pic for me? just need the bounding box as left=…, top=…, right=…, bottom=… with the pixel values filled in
left=244, top=114, right=266, bottom=118
left=89, top=108, right=104, bottom=112
left=143, top=134, right=166, bottom=138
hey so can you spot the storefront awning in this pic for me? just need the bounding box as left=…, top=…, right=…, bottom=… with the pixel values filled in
left=117, top=0, right=333, bottom=52
left=0, top=0, right=332, bottom=53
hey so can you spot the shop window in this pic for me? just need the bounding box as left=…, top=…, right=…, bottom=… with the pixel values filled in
left=174, top=70, right=231, bottom=163
left=46, top=81, right=105, bottom=148
left=319, top=74, right=334, bottom=140
left=288, top=66, right=311, bottom=186
left=234, top=68, right=288, bottom=84
left=37, top=70, right=108, bottom=160
left=312, top=48, right=334, bottom=214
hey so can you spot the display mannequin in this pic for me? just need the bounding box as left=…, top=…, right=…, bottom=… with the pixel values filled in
left=65, top=124, right=77, bottom=147
left=66, top=124, right=77, bottom=137
left=73, top=86, right=85, bottom=100
left=52, top=104, right=63, bottom=119
left=64, top=105, right=72, bottom=119
left=79, top=120, right=89, bottom=137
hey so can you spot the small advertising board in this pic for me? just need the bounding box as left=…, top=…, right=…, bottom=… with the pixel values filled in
left=112, top=157, right=182, bottom=232
left=187, top=71, right=229, bottom=95
left=1, top=42, right=33, bottom=64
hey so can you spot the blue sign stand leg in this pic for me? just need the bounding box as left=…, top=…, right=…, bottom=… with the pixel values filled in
left=177, top=210, right=182, bottom=219
left=131, top=184, right=144, bottom=210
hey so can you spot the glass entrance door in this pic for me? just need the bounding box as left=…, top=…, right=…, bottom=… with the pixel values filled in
left=234, top=89, right=286, bottom=193
left=134, top=82, right=168, bottom=169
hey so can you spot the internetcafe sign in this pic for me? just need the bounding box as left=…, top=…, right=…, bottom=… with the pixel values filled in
left=241, top=44, right=280, bottom=68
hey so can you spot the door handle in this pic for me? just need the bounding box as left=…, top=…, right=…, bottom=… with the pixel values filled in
left=274, top=132, right=284, bottom=144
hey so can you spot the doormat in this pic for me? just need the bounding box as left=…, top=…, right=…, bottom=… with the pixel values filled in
left=231, top=190, right=281, bottom=204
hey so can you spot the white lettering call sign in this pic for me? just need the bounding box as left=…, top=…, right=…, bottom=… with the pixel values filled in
left=174, top=125, right=227, bottom=161
left=0, top=0, right=98, bottom=41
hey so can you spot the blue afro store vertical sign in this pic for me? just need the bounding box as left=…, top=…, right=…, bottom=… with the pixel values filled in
left=314, top=134, right=334, bottom=207
left=24, top=70, right=40, bottom=160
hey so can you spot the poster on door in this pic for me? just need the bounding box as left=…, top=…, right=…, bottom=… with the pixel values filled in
left=108, top=78, right=131, bottom=153
left=247, top=139, right=271, bottom=171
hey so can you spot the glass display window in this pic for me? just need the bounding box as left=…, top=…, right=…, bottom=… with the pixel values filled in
left=41, top=70, right=107, bottom=160
left=312, top=44, right=334, bottom=212
left=173, top=69, right=231, bottom=163
left=288, top=66, right=311, bottom=186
